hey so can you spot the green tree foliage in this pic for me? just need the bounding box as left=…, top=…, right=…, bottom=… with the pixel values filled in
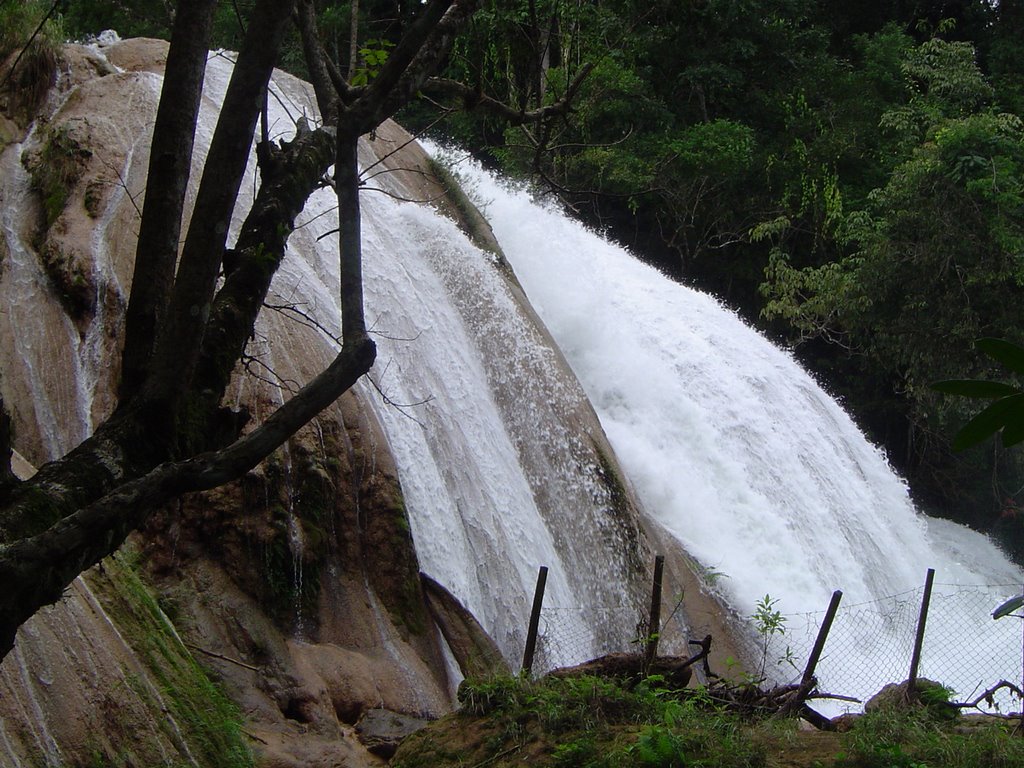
left=398, top=0, right=1024, bottom=532
left=761, top=33, right=1024, bottom=525
left=59, top=0, right=175, bottom=40
left=934, top=339, right=1024, bottom=451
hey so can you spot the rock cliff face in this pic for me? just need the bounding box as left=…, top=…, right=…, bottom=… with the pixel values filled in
left=0, top=38, right=475, bottom=768
left=0, top=37, right=673, bottom=767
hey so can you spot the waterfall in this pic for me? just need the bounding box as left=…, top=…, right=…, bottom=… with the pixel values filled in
left=426, top=145, right=1024, bottom=711
left=277, top=137, right=650, bottom=666
left=214, top=60, right=652, bottom=663
left=5, top=38, right=1024, bottom=738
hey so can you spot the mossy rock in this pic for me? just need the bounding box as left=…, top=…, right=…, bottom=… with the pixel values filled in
left=865, top=678, right=960, bottom=721
left=39, top=239, right=96, bottom=320
left=25, top=124, right=91, bottom=232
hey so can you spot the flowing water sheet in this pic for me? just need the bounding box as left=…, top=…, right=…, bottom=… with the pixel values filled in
left=431, top=145, right=1024, bottom=712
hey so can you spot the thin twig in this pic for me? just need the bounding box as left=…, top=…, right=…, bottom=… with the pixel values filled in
left=185, top=642, right=260, bottom=672
left=0, top=0, right=61, bottom=93
left=241, top=729, right=268, bottom=745
left=469, top=742, right=523, bottom=768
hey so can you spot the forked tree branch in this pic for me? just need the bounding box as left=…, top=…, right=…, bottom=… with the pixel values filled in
left=119, top=0, right=219, bottom=403
left=0, top=334, right=374, bottom=659
left=143, top=0, right=299, bottom=413
left=422, top=62, right=594, bottom=126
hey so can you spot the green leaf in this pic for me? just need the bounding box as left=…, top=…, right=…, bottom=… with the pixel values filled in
left=976, top=338, right=1024, bottom=375
left=932, top=379, right=1020, bottom=398
left=952, top=393, right=1024, bottom=450
left=1001, top=412, right=1024, bottom=446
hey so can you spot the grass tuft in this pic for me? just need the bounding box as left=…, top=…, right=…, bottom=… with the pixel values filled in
left=0, top=0, right=63, bottom=119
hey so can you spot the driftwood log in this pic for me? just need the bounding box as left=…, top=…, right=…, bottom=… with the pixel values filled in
left=545, top=634, right=842, bottom=730
left=548, top=653, right=694, bottom=689
left=546, top=635, right=714, bottom=690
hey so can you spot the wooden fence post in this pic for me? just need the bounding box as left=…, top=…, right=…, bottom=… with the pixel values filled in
left=644, top=555, right=665, bottom=672
left=521, top=566, right=548, bottom=676
left=801, top=589, right=843, bottom=688
left=907, top=568, right=935, bottom=698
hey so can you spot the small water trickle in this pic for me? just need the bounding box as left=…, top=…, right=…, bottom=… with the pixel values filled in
left=286, top=500, right=306, bottom=638
left=278, top=448, right=306, bottom=638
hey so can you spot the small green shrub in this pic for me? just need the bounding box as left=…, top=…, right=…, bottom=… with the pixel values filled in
left=840, top=707, right=1024, bottom=768
left=552, top=736, right=599, bottom=767
left=450, top=675, right=766, bottom=768
left=0, top=0, right=63, bottom=118
left=629, top=725, right=687, bottom=767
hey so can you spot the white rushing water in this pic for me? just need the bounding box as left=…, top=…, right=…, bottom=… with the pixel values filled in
left=6, top=37, right=1024, bottom=727
left=232, top=65, right=652, bottom=664
left=430, top=146, right=1024, bottom=711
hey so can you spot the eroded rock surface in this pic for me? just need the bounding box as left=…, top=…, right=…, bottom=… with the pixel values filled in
left=0, top=37, right=461, bottom=768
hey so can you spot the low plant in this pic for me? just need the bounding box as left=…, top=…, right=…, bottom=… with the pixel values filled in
left=0, top=0, right=63, bottom=119
left=839, top=706, right=1024, bottom=768
left=751, top=593, right=800, bottom=681
left=440, top=674, right=767, bottom=768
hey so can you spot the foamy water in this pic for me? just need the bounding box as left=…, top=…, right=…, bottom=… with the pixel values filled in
left=431, top=145, right=1024, bottom=711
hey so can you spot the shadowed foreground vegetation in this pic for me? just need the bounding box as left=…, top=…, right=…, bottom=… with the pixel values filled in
left=393, top=674, right=1024, bottom=768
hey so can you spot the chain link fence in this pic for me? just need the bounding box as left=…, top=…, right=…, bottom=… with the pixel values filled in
left=765, top=582, right=1024, bottom=713
left=522, top=568, right=1024, bottom=715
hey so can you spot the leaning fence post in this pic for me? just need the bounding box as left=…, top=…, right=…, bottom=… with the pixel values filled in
left=521, top=566, right=548, bottom=676
left=643, top=555, right=665, bottom=672
left=907, top=568, right=935, bottom=698
left=801, top=589, right=843, bottom=688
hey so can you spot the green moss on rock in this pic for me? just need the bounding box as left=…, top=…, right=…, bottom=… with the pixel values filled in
left=27, top=125, right=90, bottom=232
left=86, top=552, right=254, bottom=768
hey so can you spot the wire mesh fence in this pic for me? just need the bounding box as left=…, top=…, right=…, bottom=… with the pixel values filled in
left=521, top=566, right=1024, bottom=715
left=765, top=581, right=1024, bottom=713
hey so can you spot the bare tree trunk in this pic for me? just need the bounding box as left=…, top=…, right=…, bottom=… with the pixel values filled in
left=142, top=0, right=298, bottom=417
left=119, top=0, right=218, bottom=403
left=296, top=0, right=337, bottom=116
left=348, top=0, right=360, bottom=79
left=0, top=399, right=14, bottom=491
left=336, top=130, right=367, bottom=342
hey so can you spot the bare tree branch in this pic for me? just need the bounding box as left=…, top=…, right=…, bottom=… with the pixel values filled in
left=0, top=335, right=374, bottom=659
left=421, top=62, right=593, bottom=125
left=119, top=0, right=218, bottom=402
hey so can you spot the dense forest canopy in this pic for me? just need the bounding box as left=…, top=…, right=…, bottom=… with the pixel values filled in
left=4, top=1, right=1024, bottom=568
left=402, top=0, right=1024, bottom=553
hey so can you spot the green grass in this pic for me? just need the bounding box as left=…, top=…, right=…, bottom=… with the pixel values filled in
left=86, top=552, right=254, bottom=768
left=838, top=708, right=1024, bottom=768
left=396, top=674, right=768, bottom=768
left=394, top=674, right=1024, bottom=768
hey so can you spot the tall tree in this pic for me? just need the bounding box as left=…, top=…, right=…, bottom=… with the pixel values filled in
left=0, top=0, right=476, bottom=660
left=0, top=0, right=594, bottom=661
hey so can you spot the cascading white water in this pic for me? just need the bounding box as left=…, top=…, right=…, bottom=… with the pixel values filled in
left=210, top=61, right=651, bottom=664
left=6, top=34, right=1023, bottom=734
left=276, top=138, right=647, bottom=665
left=431, top=146, right=1024, bottom=711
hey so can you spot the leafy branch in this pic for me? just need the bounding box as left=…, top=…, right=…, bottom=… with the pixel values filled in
left=933, top=338, right=1024, bottom=449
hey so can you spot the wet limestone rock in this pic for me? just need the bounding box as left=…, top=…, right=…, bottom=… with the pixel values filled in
left=865, top=678, right=960, bottom=721
left=422, top=573, right=510, bottom=679
left=356, top=708, right=432, bottom=759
